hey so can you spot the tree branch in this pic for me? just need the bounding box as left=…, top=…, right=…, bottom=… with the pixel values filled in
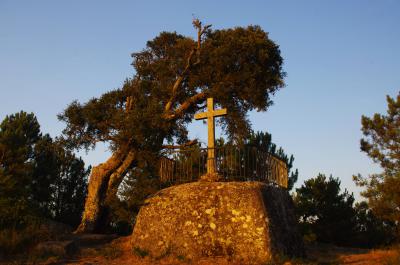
left=164, top=49, right=195, bottom=112
left=162, top=139, right=198, bottom=149
left=105, top=150, right=136, bottom=203
left=163, top=92, right=207, bottom=121
left=164, top=19, right=210, bottom=113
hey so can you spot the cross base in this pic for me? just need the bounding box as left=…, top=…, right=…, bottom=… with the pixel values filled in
left=199, top=172, right=223, bottom=182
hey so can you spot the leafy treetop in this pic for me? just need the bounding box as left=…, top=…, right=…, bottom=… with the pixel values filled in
left=360, top=93, right=400, bottom=175
left=59, top=22, right=285, bottom=155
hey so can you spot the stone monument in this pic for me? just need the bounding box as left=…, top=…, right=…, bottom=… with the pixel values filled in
left=130, top=98, right=304, bottom=263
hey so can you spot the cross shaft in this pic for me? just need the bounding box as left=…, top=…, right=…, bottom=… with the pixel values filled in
left=194, top=98, right=227, bottom=174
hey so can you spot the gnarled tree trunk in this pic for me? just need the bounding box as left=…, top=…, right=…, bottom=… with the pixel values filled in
left=75, top=150, right=135, bottom=233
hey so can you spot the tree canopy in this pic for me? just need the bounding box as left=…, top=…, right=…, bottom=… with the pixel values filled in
left=59, top=22, right=285, bottom=153
left=354, top=92, right=400, bottom=239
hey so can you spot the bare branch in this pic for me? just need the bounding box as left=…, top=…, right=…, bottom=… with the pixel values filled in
left=164, top=20, right=210, bottom=113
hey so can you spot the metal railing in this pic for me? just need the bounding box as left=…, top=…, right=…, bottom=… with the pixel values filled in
left=159, top=146, right=288, bottom=188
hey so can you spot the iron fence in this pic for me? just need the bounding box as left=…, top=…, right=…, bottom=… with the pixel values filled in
left=159, top=146, right=288, bottom=188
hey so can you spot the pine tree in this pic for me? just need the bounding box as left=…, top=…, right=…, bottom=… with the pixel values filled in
left=52, top=148, right=89, bottom=227
left=0, top=111, right=41, bottom=227
left=0, top=111, right=90, bottom=228
left=294, top=174, right=356, bottom=246
left=354, top=92, right=400, bottom=239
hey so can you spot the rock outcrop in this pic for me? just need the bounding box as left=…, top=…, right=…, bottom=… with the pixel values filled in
left=130, top=181, right=304, bottom=263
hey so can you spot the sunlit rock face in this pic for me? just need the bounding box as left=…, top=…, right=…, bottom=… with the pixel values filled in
left=130, top=181, right=304, bottom=263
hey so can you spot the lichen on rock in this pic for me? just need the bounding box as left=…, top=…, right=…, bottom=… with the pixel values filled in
left=130, top=181, right=304, bottom=263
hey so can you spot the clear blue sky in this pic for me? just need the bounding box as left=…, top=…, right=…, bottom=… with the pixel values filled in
left=1, top=0, right=399, bottom=197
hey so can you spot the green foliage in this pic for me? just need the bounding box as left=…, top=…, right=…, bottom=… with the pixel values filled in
left=58, top=22, right=285, bottom=163
left=51, top=148, right=90, bottom=227
left=360, top=93, right=400, bottom=175
left=353, top=173, right=400, bottom=240
left=295, top=174, right=394, bottom=247
left=0, top=111, right=89, bottom=229
left=294, top=174, right=357, bottom=246
left=355, top=92, right=400, bottom=241
left=0, top=111, right=41, bottom=228
left=31, top=135, right=60, bottom=216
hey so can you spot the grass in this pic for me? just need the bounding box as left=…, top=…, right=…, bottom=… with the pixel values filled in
left=0, top=220, right=71, bottom=264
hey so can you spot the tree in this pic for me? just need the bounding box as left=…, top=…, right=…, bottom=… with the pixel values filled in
left=353, top=201, right=396, bottom=247
left=50, top=143, right=90, bottom=227
left=31, top=134, right=61, bottom=217
left=59, top=20, right=286, bottom=232
left=354, top=92, right=400, bottom=239
left=0, top=111, right=89, bottom=228
left=0, top=111, right=41, bottom=227
left=360, top=93, right=400, bottom=175
left=294, top=174, right=357, bottom=246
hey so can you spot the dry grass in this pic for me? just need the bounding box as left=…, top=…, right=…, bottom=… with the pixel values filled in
left=56, top=239, right=398, bottom=265
left=2, top=233, right=399, bottom=265
left=0, top=220, right=73, bottom=264
left=0, top=225, right=44, bottom=256
left=305, top=243, right=400, bottom=265
left=381, top=246, right=400, bottom=265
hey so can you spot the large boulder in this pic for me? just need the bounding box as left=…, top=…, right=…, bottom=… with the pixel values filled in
left=130, top=181, right=304, bottom=263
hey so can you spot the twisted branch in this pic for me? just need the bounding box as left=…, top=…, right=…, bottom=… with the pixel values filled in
left=164, top=19, right=210, bottom=113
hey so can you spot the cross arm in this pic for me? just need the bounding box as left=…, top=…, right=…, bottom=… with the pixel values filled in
left=194, top=108, right=227, bottom=120
left=194, top=112, right=208, bottom=120
left=213, top=109, right=227, bottom=117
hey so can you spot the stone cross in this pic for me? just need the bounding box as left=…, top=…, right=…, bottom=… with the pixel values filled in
left=194, top=98, right=227, bottom=174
